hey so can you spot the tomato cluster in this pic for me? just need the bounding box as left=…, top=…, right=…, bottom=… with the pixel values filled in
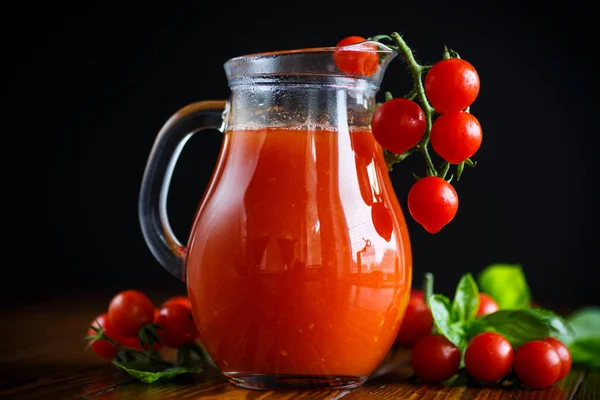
left=395, top=290, right=498, bottom=347
left=335, top=35, right=483, bottom=234
left=394, top=289, right=573, bottom=388
left=410, top=332, right=571, bottom=389
left=396, top=289, right=571, bottom=389
left=87, top=290, right=199, bottom=360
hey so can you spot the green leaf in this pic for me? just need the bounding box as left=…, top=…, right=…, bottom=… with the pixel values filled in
left=451, top=273, right=480, bottom=323
left=568, top=337, right=600, bottom=369
left=429, top=294, right=468, bottom=350
left=113, top=360, right=203, bottom=384
left=565, top=306, right=600, bottom=369
left=468, top=308, right=575, bottom=348
left=477, top=264, right=531, bottom=309
left=567, top=306, right=600, bottom=339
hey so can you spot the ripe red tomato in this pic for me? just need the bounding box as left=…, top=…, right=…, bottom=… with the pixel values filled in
left=514, top=340, right=561, bottom=389
left=476, top=293, right=500, bottom=317
left=464, top=332, right=514, bottom=383
left=156, top=303, right=199, bottom=348
left=371, top=98, right=426, bottom=155
left=334, top=36, right=379, bottom=76
left=410, top=334, right=461, bottom=383
left=395, top=290, right=433, bottom=347
left=430, top=111, right=482, bottom=164
left=162, top=295, right=191, bottom=310
left=371, top=201, right=393, bottom=242
left=87, top=313, right=121, bottom=360
left=424, top=58, right=480, bottom=113
left=108, top=290, right=156, bottom=337
left=407, top=176, right=458, bottom=234
left=544, top=338, right=572, bottom=381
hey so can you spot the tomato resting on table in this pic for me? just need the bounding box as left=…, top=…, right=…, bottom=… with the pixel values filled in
left=108, top=290, right=156, bottom=337
left=156, top=303, right=200, bottom=348
left=410, top=334, right=461, bottom=383
left=88, top=313, right=149, bottom=360
left=544, top=337, right=572, bottom=381
left=514, top=340, right=562, bottom=389
left=476, top=293, right=500, bottom=317
left=464, top=332, right=513, bottom=383
left=395, top=290, right=433, bottom=347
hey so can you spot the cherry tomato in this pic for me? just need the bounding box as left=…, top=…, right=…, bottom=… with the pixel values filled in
left=464, top=332, right=514, bottom=383
left=424, top=58, right=480, bottom=113
left=514, top=340, right=561, bottom=389
left=162, top=295, right=191, bottom=310
left=371, top=98, right=426, bottom=155
left=334, top=36, right=379, bottom=76
left=476, top=293, right=500, bottom=317
left=544, top=338, right=572, bottom=381
left=430, top=111, right=482, bottom=164
left=87, top=313, right=121, bottom=360
left=371, top=201, right=393, bottom=242
left=108, top=290, right=156, bottom=337
left=156, top=303, right=199, bottom=348
left=407, top=176, right=458, bottom=234
left=395, top=290, right=433, bottom=347
left=410, top=334, right=461, bottom=383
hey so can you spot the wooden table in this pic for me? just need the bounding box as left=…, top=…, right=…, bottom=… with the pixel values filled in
left=0, top=291, right=596, bottom=399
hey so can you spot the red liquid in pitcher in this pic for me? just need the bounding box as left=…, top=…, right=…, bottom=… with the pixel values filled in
left=186, top=126, right=412, bottom=380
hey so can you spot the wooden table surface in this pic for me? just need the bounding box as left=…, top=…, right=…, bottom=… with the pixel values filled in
left=0, top=291, right=596, bottom=400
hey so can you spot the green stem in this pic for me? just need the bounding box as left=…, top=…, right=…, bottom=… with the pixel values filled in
left=390, top=32, right=437, bottom=176
left=424, top=272, right=434, bottom=306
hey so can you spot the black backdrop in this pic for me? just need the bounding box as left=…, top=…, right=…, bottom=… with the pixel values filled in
left=6, top=1, right=599, bottom=308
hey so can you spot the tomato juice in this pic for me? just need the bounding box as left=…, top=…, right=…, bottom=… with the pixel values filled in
left=186, top=126, right=412, bottom=382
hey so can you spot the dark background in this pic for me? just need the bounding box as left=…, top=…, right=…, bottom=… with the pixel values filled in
left=6, top=1, right=598, bottom=308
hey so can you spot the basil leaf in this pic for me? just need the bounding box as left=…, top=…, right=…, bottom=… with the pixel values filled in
left=477, top=264, right=531, bottom=309
left=452, top=273, right=479, bottom=323
left=429, top=294, right=468, bottom=350
left=468, top=308, right=574, bottom=347
left=567, top=306, right=600, bottom=339
left=113, top=360, right=203, bottom=384
left=565, top=306, right=600, bottom=369
left=568, top=337, right=600, bottom=369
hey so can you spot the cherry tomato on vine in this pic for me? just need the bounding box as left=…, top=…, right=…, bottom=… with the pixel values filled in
left=407, top=176, right=458, bottom=234
left=424, top=58, right=480, bottom=113
left=334, top=36, right=379, bottom=76
left=371, top=98, right=426, bottom=155
left=162, top=295, right=191, bottom=310
left=410, top=334, right=461, bottom=383
left=514, top=340, right=561, bottom=389
left=544, top=337, right=572, bottom=381
left=430, top=111, right=482, bottom=164
left=108, top=290, right=156, bottom=337
left=395, top=290, right=433, bottom=347
left=464, top=332, right=514, bottom=383
left=476, top=293, right=500, bottom=317
left=156, top=303, right=199, bottom=348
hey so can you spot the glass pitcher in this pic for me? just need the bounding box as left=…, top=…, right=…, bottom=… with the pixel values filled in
left=138, top=42, right=413, bottom=390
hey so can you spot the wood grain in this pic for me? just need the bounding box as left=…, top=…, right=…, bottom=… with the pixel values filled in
left=0, top=293, right=594, bottom=400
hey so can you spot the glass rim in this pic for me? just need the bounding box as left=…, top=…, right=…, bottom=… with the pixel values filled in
left=224, top=41, right=396, bottom=66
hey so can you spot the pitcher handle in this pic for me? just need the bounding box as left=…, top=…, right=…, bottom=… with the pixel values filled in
left=138, top=100, right=228, bottom=281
